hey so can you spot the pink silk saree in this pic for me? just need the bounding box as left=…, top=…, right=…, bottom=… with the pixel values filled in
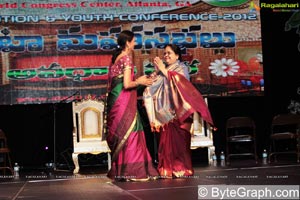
left=106, top=55, right=158, bottom=180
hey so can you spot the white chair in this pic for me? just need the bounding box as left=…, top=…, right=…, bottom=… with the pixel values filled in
left=190, top=111, right=215, bottom=164
left=72, top=95, right=111, bottom=174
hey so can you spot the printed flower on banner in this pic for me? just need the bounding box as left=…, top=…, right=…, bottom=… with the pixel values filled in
left=209, top=58, right=240, bottom=77
left=256, top=53, right=263, bottom=63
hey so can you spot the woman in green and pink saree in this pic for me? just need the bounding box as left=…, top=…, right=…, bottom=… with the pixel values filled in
left=106, top=30, right=159, bottom=181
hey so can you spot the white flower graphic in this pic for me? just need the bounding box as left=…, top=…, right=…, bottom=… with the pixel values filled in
left=256, top=53, right=263, bottom=63
left=209, top=58, right=240, bottom=77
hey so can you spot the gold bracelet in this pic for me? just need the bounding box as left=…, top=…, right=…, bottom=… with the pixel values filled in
left=135, top=81, right=139, bottom=87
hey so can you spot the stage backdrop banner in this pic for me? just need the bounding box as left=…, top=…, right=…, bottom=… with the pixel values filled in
left=0, top=0, right=263, bottom=105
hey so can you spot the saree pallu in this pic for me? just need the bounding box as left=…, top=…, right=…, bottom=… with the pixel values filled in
left=106, top=76, right=158, bottom=180
left=143, top=63, right=214, bottom=132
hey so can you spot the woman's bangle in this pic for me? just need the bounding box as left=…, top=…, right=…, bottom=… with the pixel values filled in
left=135, top=80, right=139, bottom=87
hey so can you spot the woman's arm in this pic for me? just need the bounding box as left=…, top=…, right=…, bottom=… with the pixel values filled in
left=123, top=66, right=153, bottom=89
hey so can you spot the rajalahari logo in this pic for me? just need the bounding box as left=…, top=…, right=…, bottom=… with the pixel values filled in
left=259, top=2, right=299, bottom=12
left=202, top=0, right=249, bottom=7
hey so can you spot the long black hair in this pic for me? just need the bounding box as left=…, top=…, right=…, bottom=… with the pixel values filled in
left=111, top=30, right=134, bottom=64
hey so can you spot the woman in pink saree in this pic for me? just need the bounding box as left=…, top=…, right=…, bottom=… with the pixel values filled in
left=106, top=30, right=159, bottom=181
left=143, top=44, right=214, bottom=178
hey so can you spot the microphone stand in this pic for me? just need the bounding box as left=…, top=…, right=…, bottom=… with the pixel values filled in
left=53, top=91, right=80, bottom=171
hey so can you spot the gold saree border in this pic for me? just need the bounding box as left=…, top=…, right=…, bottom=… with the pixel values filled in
left=111, top=113, right=137, bottom=161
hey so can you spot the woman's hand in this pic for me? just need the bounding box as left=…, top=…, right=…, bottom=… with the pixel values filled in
left=153, top=56, right=165, bottom=71
left=154, top=56, right=168, bottom=77
left=149, top=71, right=157, bottom=80
left=136, top=75, right=153, bottom=86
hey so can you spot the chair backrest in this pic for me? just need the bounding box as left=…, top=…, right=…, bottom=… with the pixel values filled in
left=272, top=113, right=300, bottom=126
left=191, top=112, right=211, bottom=137
left=226, top=116, right=256, bottom=138
left=0, top=129, right=5, bottom=137
left=271, top=113, right=300, bottom=133
left=0, top=129, right=8, bottom=147
left=226, top=117, right=256, bottom=129
left=71, top=95, right=111, bottom=173
left=72, top=95, right=105, bottom=143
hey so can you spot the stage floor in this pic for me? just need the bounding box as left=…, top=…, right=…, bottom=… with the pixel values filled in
left=1, top=159, right=300, bottom=200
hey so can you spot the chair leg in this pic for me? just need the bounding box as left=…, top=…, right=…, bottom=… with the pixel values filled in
left=253, top=141, right=258, bottom=164
left=208, top=146, right=215, bottom=165
left=3, top=154, right=7, bottom=175
left=268, top=141, right=273, bottom=163
left=72, top=153, right=79, bottom=174
left=226, top=141, right=230, bottom=165
left=107, top=153, right=111, bottom=170
left=269, top=140, right=278, bottom=163
left=296, top=136, right=300, bottom=163
left=0, top=152, right=13, bottom=175
left=7, top=153, right=13, bottom=174
left=273, top=141, right=278, bottom=162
